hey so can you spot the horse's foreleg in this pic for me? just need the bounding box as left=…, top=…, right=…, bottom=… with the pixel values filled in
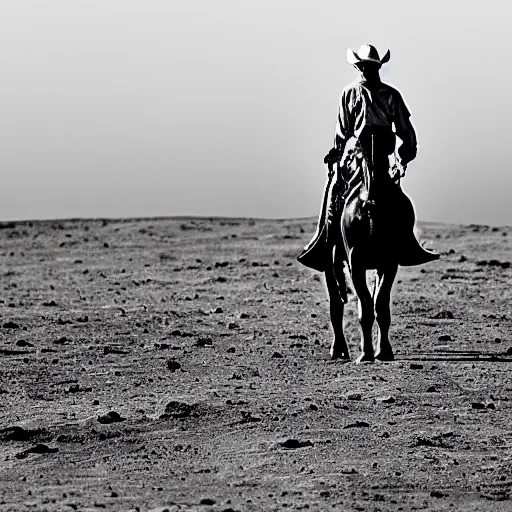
left=325, top=260, right=350, bottom=361
left=374, top=264, right=398, bottom=361
left=349, top=251, right=374, bottom=363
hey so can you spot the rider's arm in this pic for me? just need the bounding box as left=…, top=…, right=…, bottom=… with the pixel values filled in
left=325, top=91, right=351, bottom=164
left=393, top=92, right=417, bottom=166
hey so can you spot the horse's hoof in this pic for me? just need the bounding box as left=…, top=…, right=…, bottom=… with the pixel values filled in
left=355, top=354, right=375, bottom=364
left=330, top=351, right=350, bottom=361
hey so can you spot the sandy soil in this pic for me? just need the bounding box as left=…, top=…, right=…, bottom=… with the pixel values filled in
left=0, top=216, right=511, bottom=512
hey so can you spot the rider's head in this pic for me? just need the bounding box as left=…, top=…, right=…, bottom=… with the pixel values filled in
left=355, top=61, right=381, bottom=80
left=347, top=44, right=389, bottom=80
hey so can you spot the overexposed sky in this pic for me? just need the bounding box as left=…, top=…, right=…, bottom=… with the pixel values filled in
left=0, top=0, right=511, bottom=225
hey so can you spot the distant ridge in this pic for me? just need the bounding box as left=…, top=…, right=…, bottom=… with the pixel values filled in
left=0, top=216, right=509, bottom=229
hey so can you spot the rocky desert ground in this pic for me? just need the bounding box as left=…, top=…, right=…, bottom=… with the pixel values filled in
left=0, top=216, right=511, bottom=511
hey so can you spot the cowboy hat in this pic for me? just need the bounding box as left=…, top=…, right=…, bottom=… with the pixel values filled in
left=346, top=44, right=390, bottom=66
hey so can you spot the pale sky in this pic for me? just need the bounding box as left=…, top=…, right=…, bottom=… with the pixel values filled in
left=0, top=0, right=511, bottom=225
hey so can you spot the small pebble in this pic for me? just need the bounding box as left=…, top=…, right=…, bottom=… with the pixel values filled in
left=167, top=360, right=181, bottom=372
left=280, top=439, right=313, bottom=449
left=97, top=411, right=125, bottom=424
left=378, top=396, right=396, bottom=404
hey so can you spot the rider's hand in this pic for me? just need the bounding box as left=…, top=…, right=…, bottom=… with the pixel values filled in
left=323, top=147, right=340, bottom=165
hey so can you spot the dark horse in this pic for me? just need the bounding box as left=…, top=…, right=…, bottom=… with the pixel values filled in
left=326, top=145, right=437, bottom=363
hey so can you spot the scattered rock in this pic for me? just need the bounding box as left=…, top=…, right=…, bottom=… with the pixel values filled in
left=227, top=322, right=239, bottom=330
left=196, top=337, right=213, bottom=347
left=212, top=307, right=223, bottom=314
left=97, top=411, right=125, bottom=424
left=103, top=346, right=129, bottom=355
left=344, top=420, right=370, bottom=429
left=159, top=401, right=195, bottom=419
left=167, top=359, right=181, bottom=372
left=413, top=435, right=452, bottom=448
left=66, top=384, right=91, bottom=394
left=280, top=439, right=313, bottom=449
left=15, top=444, right=58, bottom=459
left=240, top=411, right=261, bottom=423
left=378, top=396, right=396, bottom=404
left=0, top=426, right=42, bottom=441
left=432, top=310, right=454, bottom=319
left=289, top=334, right=308, bottom=340
left=3, top=321, right=19, bottom=329
left=0, top=346, right=32, bottom=355
left=477, top=259, right=510, bottom=269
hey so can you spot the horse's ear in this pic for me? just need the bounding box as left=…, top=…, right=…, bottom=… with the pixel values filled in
left=381, top=50, right=390, bottom=64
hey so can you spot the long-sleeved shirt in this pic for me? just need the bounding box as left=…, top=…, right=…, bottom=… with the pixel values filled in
left=334, top=76, right=417, bottom=165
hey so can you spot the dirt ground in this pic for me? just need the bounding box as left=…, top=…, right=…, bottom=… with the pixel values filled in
left=0, top=216, right=511, bottom=512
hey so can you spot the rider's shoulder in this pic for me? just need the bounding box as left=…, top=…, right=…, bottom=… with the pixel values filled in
left=379, top=81, right=406, bottom=99
left=340, top=80, right=363, bottom=100
left=342, top=79, right=363, bottom=94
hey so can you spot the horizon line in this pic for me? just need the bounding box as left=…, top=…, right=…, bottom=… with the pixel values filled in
left=0, top=215, right=508, bottom=230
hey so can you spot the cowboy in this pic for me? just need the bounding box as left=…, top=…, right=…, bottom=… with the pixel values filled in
left=299, top=44, right=438, bottom=271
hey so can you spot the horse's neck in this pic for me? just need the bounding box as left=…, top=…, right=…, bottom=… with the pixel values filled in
left=360, top=175, right=396, bottom=206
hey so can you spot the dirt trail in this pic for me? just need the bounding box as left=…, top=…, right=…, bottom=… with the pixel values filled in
left=0, top=217, right=511, bottom=511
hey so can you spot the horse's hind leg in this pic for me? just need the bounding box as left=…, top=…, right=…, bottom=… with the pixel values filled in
left=349, top=250, right=375, bottom=363
left=325, top=258, right=350, bottom=361
left=374, top=264, right=398, bottom=361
